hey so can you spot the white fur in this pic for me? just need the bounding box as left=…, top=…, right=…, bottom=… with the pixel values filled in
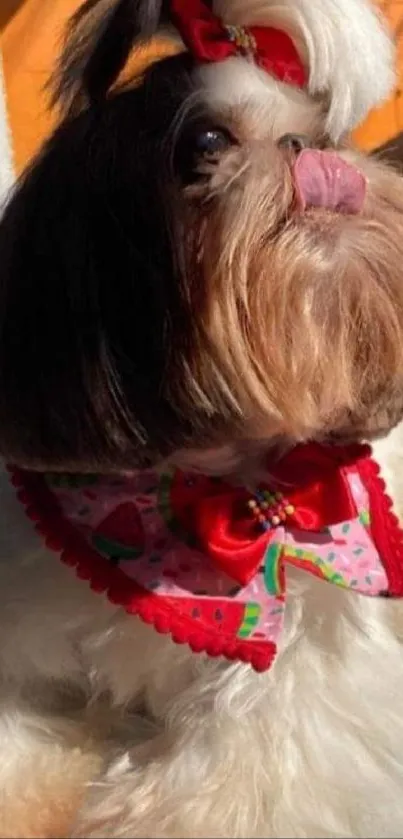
left=197, top=58, right=323, bottom=141
left=1, top=426, right=403, bottom=836
left=208, top=0, right=395, bottom=139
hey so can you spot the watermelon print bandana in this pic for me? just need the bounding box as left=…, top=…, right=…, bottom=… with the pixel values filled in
left=10, top=442, right=403, bottom=672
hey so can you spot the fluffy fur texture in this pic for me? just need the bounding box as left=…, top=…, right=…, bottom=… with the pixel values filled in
left=1, top=0, right=403, bottom=835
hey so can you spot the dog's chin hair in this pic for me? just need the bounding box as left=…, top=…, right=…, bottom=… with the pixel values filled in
left=170, top=438, right=288, bottom=481
left=182, top=140, right=403, bottom=447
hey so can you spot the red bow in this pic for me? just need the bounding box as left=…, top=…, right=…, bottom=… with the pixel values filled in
left=182, top=444, right=359, bottom=586
left=171, top=0, right=306, bottom=87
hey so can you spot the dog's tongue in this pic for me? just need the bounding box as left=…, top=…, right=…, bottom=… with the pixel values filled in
left=293, top=150, right=366, bottom=214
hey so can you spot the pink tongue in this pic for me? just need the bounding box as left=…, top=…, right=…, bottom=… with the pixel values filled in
left=293, top=149, right=367, bottom=214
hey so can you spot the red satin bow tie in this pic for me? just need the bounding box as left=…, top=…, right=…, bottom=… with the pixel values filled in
left=182, top=444, right=360, bottom=586
left=171, top=0, right=306, bottom=87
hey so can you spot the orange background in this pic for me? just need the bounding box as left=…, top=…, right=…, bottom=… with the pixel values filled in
left=0, top=0, right=402, bottom=173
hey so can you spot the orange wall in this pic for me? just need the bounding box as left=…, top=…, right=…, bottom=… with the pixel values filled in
left=0, top=0, right=178, bottom=173
left=354, top=2, right=403, bottom=151
left=1, top=0, right=82, bottom=173
left=0, top=0, right=402, bottom=173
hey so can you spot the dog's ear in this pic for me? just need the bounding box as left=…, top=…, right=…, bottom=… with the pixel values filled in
left=51, top=0, right=170, bottom=115
left=0, top=57, right=196, bottom=472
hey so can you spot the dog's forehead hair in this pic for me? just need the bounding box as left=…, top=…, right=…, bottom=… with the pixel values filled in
left=195, top=59, right=324, bottom=143
left=117, top=52, right=323, bottom=152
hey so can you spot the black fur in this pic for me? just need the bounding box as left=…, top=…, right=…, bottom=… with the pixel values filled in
left=52, top=0, right=171, bottom=114
left=82, top=0, right=168, bottom=105
left=0, top=54, right=206, bottom=471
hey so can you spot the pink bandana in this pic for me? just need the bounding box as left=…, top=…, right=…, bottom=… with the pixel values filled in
left=10, top=443, right=403, bottom=672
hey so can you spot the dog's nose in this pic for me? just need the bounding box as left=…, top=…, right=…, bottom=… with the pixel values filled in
left=277, top=134, right=309, bottom=154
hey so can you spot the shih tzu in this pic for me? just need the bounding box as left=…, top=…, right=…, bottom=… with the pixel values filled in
left=2, top=0, right=403, bottom=836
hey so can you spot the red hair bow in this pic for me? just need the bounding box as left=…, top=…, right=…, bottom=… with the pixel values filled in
left=184, top=444, right=359, bottom=586
left=171, top=0, right=306, bottom=87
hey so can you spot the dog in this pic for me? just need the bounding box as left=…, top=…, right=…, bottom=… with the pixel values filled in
left=2, top=0, right=403, bottom=835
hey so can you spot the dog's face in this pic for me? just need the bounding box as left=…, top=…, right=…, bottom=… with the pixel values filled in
left=1, top=0, right=403, bottom=473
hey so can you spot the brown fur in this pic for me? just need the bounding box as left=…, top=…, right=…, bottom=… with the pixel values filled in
left=178, top=141, right=403, bottom=454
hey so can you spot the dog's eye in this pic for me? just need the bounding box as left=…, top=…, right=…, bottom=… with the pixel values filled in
left=174, top=125, right=234, bottom=184
left=193, top=128, right=233, bottom=158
